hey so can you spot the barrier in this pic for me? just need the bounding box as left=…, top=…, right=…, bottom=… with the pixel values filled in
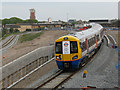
left=0, top=45, right=54, bottom=89
left=104, top=35, right=110, bottom=46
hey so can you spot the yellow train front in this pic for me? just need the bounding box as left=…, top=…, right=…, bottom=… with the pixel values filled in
left=55, top=35, right=82, bottom=70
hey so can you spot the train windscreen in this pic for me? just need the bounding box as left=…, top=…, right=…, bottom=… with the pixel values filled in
left=56, top=42, right=62, bottom=54
left=70, top=41, right=78, bottom=53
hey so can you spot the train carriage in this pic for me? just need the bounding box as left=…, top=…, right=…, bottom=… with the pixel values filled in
left=55, top=23, right=104, bottom=70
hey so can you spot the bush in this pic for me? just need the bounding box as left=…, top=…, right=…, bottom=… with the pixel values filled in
left=19, top=32, right=43, bottom=43
left=14, top=29, right=19, bottom=32
left=26, top=29, right=31, bottom=31
left=9, top=28, right=13, bottom=33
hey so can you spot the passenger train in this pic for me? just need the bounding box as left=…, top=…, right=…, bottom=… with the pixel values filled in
left=55, top=23, right=104, bottom=70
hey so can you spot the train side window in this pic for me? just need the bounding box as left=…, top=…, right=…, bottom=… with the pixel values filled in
left=80, top=42, right=86, bottom=52
left=80, top=42, right=84, bottom=52
left=97, top=35, right=100, bottom=41
left=87, top=37, right=96, bottom=48
left=90, top=38, right=92, bottom=46
left=94, top=37, right=95, bottom=43
left=80, top=42, right=83, bottom=51
left=70, top=41, right=78, bottom=53
left=92, top=37, right=95, bottom=45
left=84, top=42, right=86, bottom=51
left=100, top=29, right=104, bottom=38
left=56, top=42, right=62, bottom=54
left=88, top=38, right=91, bottom=47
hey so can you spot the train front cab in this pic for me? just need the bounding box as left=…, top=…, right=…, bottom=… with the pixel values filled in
left=55, top=36, right=82, bottom=70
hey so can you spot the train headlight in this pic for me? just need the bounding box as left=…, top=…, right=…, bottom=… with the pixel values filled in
left=56, top=56, right=61, bottom=60
left=72, top=55, right=78, bottom=60
left=64, top=37, right=68, bottom=40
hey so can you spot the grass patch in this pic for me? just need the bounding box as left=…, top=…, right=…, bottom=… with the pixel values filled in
left=2, top=33, right=13, bottom=40
left=19, top=32, right=43, bottom=43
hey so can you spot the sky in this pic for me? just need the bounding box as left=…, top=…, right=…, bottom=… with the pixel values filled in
left=1, top=1, right=119, bottom=21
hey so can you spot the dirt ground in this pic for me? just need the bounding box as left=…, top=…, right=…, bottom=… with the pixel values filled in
left=2, top=30, right=70, bottom=65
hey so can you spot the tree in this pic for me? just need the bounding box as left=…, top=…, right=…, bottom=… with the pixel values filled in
left=2, top=17, right=23, bottom=25
left=2, top=17, right=39, bottom=26
left=26, top=29, right=31, bottom=31
left=2, top=28, right=7, bottom=37
left=0, top=19, right=2, bottom=24
left=23, top=19, right=38, bottom=23
left=9, top=28, right=13, bottom=33
left=14, top=29, right=19, bottom=32
left=9, top=17, right=23, bottom=24
left=2, top=18, right=10, bottom=25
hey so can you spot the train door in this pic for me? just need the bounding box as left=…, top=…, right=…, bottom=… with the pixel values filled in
left=70, top=41, right=79, bottom=60
left=62, top=41, right=71, bottom=61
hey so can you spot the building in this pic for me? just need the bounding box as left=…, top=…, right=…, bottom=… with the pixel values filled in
left=38, top=23, right=62, bottom=28
left=5, top=24, right=34, bottom=32
left=5, top=24, right=20, bottom=30
left=48, top=18, right=52, bottom=23
left=4, top=22, right=63, bottom=32
left=30, top=9, right=36, bottom=20
left=17, top=24, right=32, bottom=32
left=68, top=19, right=76, bottom=24
left=89, top=19, right=110, bottom=24
left=75, top=24, right=84, bottom=28
left=88, top=19, right=118, bottom=27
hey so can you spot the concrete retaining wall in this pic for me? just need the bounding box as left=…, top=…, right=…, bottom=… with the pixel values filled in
left=0, top=45, right=54, bottom=81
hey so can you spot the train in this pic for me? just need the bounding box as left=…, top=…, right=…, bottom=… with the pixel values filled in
left=55, top=23, right=104, bottom=70
left=79, top=26, right=88, bottom=30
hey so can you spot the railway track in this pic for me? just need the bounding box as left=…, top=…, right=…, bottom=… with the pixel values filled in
left=35, top=61, right=89, bottom=89
left=35, top=41, right=104, bottom=89
left=34, top=69, right=79, bottom=89
left=0, top=35, right=16, bottom=49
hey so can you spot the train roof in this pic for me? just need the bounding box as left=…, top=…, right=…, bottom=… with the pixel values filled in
left=55, top=35, right=79, bottom=42
left=73, top=23, right=103, bottom=42
left=55, top=23, right=103, bottom=42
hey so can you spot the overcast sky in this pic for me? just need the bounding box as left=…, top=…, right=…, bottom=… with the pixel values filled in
left=1, top=1, right=119, bottom=21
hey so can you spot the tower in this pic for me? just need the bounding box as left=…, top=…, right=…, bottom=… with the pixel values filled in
left=30, top=9, right=36, bottom=20
left=48, top=17, right=52, bottom=23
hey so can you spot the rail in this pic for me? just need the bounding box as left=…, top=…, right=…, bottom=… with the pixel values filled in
left=1, top=35, right=16, bottom=49
left=35, top=70, right=78, bottom=89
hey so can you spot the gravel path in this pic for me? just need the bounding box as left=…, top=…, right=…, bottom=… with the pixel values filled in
left=62, top=38, right=118, bottom=88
